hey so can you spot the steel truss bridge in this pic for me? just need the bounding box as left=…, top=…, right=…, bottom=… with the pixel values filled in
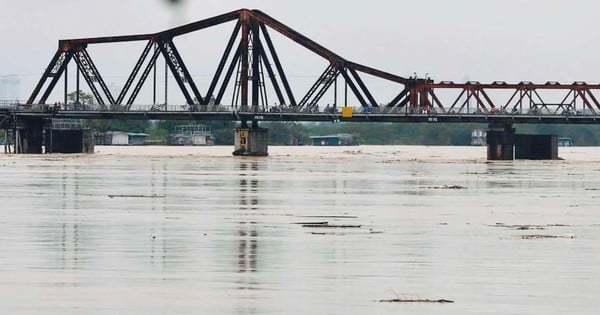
left=2, top=8, right=600, bottom=127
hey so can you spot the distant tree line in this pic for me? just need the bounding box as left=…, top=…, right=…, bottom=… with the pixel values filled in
left=63, top=91, right=600, bottom=146
left=0, top=119, right=596, bottom=146
left=79, top=119, right=600, bottom=146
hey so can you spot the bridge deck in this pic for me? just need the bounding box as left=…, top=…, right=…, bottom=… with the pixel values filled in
left=4, top=109, right=599, bottom=125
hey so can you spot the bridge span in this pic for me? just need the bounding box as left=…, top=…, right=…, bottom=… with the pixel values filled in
left=4, top=104, right=600, bottom=124
left=2, top=8, right=599, bottom=159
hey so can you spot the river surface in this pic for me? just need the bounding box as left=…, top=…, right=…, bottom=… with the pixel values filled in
left=1, top=145, right=600, bottom=314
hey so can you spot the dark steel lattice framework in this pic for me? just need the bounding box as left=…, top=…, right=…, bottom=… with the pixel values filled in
left=27, top=8, right=600, bottom=117
left=27, top=9, right=417, bottom=111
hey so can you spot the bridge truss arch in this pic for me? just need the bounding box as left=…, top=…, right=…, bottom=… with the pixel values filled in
left=24, top=8, right=600, bottom=124
left=27, top=8, right=417, bottom=113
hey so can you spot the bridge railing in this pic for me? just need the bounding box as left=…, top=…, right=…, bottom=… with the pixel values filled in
left=0, top=100, right=18, bottom=109
left=9, top=102, right=600, bottom=119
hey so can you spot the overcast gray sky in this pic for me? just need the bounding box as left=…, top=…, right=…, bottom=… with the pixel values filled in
left=2, top=0, right=598, bottom=103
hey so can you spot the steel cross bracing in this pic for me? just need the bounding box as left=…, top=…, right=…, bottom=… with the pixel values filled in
left=415, top=81, right=600, bottom=115
left=27, top=9, right=414, bottom=111
left=22, top=8, right=600, bottom=125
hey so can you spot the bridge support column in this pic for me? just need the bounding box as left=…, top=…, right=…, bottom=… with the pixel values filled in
left=514, top=134, right=558, bottom=160
left=45, top=128, right=94, bottom=154
left=486, top=123, right=515, bottom=160
left=15, top=118, right=44, bottom=154
left=233, top=125, right=268, bottom=156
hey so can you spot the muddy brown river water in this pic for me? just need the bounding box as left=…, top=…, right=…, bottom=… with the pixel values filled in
left=1, top=145, right=599, bottom=314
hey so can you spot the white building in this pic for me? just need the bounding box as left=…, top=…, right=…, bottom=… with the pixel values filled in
left=106, top=131, right=129, bottom=145
left=471, top=129, right=487, bottom=146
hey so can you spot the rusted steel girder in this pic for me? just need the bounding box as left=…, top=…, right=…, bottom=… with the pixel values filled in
left=205, top=21, right=241, bottom=105
left=57, top=10, right=242, bottom=45
left=126, top=45, right=161, bottom=108
left=258, top=23, right=296, bottom=106
left=27, top=8, right=412, bottom=108
left=31, top=8, right=600, bottom=117
left=413, top=81, right=600, bottom=115
left=29, top=50, right=73, bottom=105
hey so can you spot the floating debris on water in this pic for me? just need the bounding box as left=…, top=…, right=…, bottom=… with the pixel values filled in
left=108, top=194, right=166, bottom=198
left=522, top=234, right=575, bottom=239
left=491, top=223, right=571, bottom=230
left=297, top=215, right=358, bottom=219
left=292, top=221, right=328, bottom=225
left=379, top=298, right=454, bottom=303
left=427, top=185, right=466, bottom=189
left=513, top=225, right=545, bottom=230
left=343, top=150, right=362, bottom=155
left=302, top=223, right=361, bottom=228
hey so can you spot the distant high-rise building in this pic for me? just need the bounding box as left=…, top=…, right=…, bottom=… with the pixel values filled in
left=0, top=75, right=20, bottom=102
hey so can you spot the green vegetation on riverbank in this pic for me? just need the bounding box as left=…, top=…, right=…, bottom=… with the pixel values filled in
left=81, top=120, right=600, bottom=146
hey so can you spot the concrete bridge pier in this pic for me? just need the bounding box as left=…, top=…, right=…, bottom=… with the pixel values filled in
left=486, top=123, right=515, bottom=160
left=45, top=119, right=94, bottom=154
left=233, top=121, right=269, bottom=156
left=15, top=118, right=44, bottom=154
left=12, top=118, right=95, bottom=154
left=514, top=134, right=558, bottom=160
left=45, top=129, right=95, bottom=153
